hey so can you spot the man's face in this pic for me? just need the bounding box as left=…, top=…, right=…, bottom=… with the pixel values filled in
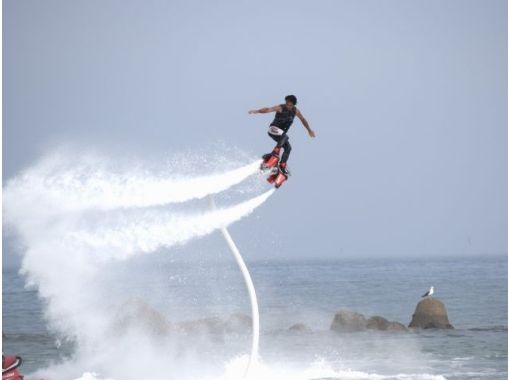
left=285, top=100, right=294, bottom=108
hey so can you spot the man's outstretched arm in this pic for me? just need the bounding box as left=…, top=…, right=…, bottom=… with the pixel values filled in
left=296, top=109, right=316, bottom=138
left=248, top=105, right=282, bottom=114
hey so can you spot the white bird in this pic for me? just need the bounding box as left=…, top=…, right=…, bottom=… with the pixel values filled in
left=422, top=286, right=434, bottom=297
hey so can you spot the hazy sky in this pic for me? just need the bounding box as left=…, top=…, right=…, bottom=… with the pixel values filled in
left=4, top=0, right=507, bottom=261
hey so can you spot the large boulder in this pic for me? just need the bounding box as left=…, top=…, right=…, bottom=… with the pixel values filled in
left=386, top=321, right=408, bottom=332
left=288, top=323, right=312, bottom=333
left=177, top=317, right=226, bottom=334
left=113, top=298, right=171, bottom=336
left=366, top=316, right=408, bottom=332
left=366, top=316, right=390, bottom=330
left=225, top=313, right=252, bottom=333
left=177, top=313, right=253, bottom=335
left=330, top=310, right=367, bottom=332
left=408, top=297, right=454, bottom=329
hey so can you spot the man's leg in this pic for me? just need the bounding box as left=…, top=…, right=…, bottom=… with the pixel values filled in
left=264, top=133, right=286, bottom=158
left=264, top=133, right=291, bottom=175
left=278, top=137, right=291, bottom=175
left=280, top=139, right=292, bottom=164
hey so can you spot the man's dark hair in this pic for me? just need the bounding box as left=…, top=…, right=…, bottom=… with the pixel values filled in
left=285, top=95, right=297, bottom=105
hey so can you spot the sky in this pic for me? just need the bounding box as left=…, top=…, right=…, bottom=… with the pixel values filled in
left=3, top=0, right=507, bottom=262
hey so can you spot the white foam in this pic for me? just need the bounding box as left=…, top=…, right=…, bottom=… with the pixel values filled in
left=66, top=357, right=448, bottom=380
left=219, top=356, right=447, bottom=380
left=74, top=373, right=114, bottom=380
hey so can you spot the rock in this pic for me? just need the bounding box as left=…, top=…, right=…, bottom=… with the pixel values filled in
left=177, top=313, right=252, bottom=335
left=366, top=316, right=390, bottom=330
left=288, top=323, right=312, bottom=333
left=330, top=310, right=367, bottom=332
left=113, top=298, right=171, bottom=336
left=366, top=316, right=408, bottom=332
left=225, top=313, right=252, bottom=333
left=177, top=317, right=225, bottom=334
left=386, top=321, right=408, bottom=332
left=408, top=297, right=454, bottom=329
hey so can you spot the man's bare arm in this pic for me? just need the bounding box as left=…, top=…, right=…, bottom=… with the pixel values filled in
left=248, top=105, right=282, bottom=114
left=296, top=109, right=316, bottom=138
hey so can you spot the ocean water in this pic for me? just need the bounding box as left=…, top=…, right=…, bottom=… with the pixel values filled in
left=3, top=255, right=507, bottom=380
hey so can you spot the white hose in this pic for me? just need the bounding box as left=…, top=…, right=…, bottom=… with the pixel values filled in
left=208, top=195, right=259, bottom=379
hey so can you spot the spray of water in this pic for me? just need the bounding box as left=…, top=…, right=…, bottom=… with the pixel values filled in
left=3, top=150, right=261, bottom=218
left=3, top=149, right=274, bottom=379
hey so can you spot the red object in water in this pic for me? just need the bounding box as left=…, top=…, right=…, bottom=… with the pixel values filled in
left=2, top=355, right=23, bottom=380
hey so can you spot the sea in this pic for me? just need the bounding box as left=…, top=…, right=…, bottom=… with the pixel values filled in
left=3, top=255, right=507, bottom=380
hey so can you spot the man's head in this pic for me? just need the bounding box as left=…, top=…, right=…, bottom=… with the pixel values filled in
left=285, top=95, right=297, bottom=107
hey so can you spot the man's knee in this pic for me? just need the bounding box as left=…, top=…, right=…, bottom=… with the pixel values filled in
left=284, top=142, right=292, bottom=153
left=277, top=134, right=289, bottom=147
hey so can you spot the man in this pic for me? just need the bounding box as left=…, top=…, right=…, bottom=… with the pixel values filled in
left=249, top=95, right=315, bottom=174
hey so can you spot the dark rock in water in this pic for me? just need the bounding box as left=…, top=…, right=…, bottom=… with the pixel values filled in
left=177, top=317, right=226, bottom=334
left=113, top=298, right=171, bottom=336
left=408, top=297, right=454, bottom=329
left=330, top=310, right=367, bottom=332
left=366, top=316, right=390, bottom=330
left=366, top=316, right=408, bottom=332
left=225, top=313, right=252, bottom=333
left=177, top=313, right=252, bottom=335
left=330, top=310, right=408, bottom=333
left=113, top=304, right=252, bottom=337
left=288, top=323, right=312, bottom=333
left=386, top=321, right=408, bottom=332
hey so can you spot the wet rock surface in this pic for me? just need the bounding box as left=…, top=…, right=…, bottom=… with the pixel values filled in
left=408, top=297, right=454, bottom=329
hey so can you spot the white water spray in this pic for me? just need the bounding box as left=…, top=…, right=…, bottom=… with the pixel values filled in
left=3, top=151, right=261, bottom=217
left=3, top=150, right=273, bottom=379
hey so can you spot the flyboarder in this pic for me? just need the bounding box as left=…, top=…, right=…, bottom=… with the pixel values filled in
left=249, top=95, right=315, bottom=188
left=249, top=95, right=315, bottom=174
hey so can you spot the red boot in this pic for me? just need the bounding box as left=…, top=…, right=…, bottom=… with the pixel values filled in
left=261, top=146, right=281, bottom=171
left=279, top=162, right=290, bottom=176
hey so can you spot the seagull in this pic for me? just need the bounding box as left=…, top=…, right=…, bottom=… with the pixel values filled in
left=422, top=286, right=434, bottom=297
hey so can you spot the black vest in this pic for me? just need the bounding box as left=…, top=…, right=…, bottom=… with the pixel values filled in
left=270, top=104, right=296, bottom=133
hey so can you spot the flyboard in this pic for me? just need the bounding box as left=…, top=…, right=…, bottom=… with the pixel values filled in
left=208, top=195, right=259, bottom=379
left=260, top=151, right=289, bottom=188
